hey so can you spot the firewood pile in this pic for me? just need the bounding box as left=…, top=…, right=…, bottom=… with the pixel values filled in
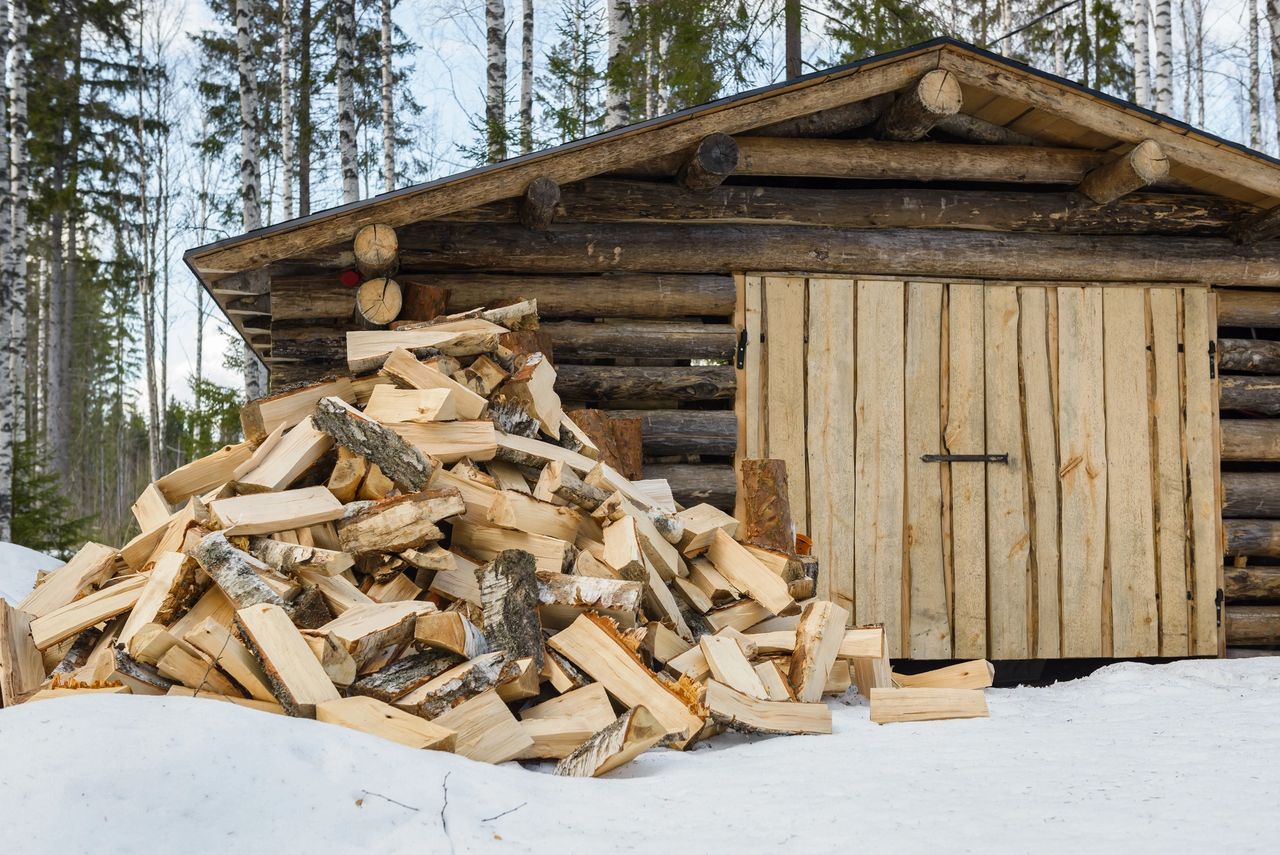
left=0, top=299, right=992, bottom=777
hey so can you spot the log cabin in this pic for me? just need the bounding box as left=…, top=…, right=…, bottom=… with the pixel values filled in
left=184, top=38, right=1280, bottom=661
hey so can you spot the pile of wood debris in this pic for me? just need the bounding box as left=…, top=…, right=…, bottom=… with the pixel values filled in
left=0, top=299, right=992, bottom=777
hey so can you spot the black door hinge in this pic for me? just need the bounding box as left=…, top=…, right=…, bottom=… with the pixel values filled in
left=1209, top=340, right=1217, bottom=379
left=735, top=328, right=748, bottom=370
left=921, top=453, right=1009, bottom=464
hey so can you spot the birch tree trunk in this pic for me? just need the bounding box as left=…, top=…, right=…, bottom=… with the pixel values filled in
left=1251, top=0, right=1262, bottom=149
left=0, top=0, right=12, bottom=541
left=298, top=0, right=312, bottom=215
left=485, top=0, right=506, bottom=162
left=644, top=0, right=658, bottom=118
left=1153, top=0, right=1173, bottom=113
left=1270, top=0, right=1280, bottom=152
left=281, top=0, right=295, bottom=219
left=1180, top=0, right=1192, bottom=120
left=380, top=0, right=394, bottom=191
left=1133, top=0, right=1150, bottom=107
left=519, top=0, right=533, bottom=154
left=1193, top=0, right=1204, bottom=124
left=335, top=0, right=359, bottom=203
left=605, top=0, right=632, bottom=129
left=1053, top=8, right=1064, bottom=77
left=237, top=0, right=267, bottom=398
left=784, top=0, right=800, bottom=79
left=137, top=3, right=162, bottom=481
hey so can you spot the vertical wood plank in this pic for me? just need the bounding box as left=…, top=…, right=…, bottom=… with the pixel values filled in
left=906, top=282, right=949, bottom=658
left=855, top=280, right=906, bottom=655
left=1183, top=288, right=1219, bottom=655
left=1102, top=288, right=1159, bottom=657
left=806, top=279, right=857, bottom=618
left=742, top=275, right=764, bottom=462
left=946, top=282, right=987, bottom=659
left=1019, top=286, right=1061, bottom=658
left=1057, top=287, right=1107, bottom=657
left=1149, top=288, right=1189, bottom=656
left=762, top=277, right=810, bottom=530
left=985, top=286, right=1030, bottom=660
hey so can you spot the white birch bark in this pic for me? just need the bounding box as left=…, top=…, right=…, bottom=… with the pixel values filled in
left=1153, top=0, right=1173, bottom=113
left=605, top=0, right=631, bottom=130
left=1251, top=0, right=1262, bottom=149
left=0, top=0, right=12, bottom=540
left=281, top=0, right=295, bottom=219
left=137, top=2, right=161, bottom=480
left=1193, top=0, right=1204, bottom=124
left=335, top=0, right=358, bottom=202
left=9, top=0, right=27, bottom=459
left=519, top=0, right=533, bottom=153
left=1053, top=9, right=1065, bottom=77
left=485, top=0, right=506, bottom=162
left=237, top=0, right=267, bottom=399
left=380, top=0, right=394, bottom=191
left=1270, top=0, right=1280, bottom=151
left=644, top=1, right=657, bottom=118
left=1133, top=0, right=1150, bottom=107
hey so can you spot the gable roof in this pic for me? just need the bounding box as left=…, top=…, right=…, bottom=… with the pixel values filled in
left=184, top=37, right=1280, bottom=352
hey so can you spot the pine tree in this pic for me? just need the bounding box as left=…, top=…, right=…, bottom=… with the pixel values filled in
left=538, top=0, right=605, bottom=144
left=824, top=0, right=939, bottom=63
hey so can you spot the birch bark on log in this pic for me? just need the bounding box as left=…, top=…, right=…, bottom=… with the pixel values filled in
left=476, top=549, right=545, bottom=669
left=313, top=396, right=438, bottom=490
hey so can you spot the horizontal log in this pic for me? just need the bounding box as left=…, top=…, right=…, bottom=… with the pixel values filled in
left=1222, top=420, right=1280, bottom=461
left=1223, top=472, right=1280, bottom=518
left=1218, top=290, right=1280, bottom=328
left=1224, top=519, right=1280, bottom=557
left=610, top=409, right=737, bottom=457
left=1220, top=376, right=1280, bottom=415
left=542, top=322, right=736, bottom=361
left=1225, top=566, right=1280, bottom=602
left=1218, top=338, right=1280, bottom=373
left=453, top=181, right=1248, bottom=236
left=555, top=365, right=735, bottom=403
left=645, top=464, right=735, bottom=511
left=390, top=223, right=1280, bottom=285
left=1225, top=605, right=1280, bottom=645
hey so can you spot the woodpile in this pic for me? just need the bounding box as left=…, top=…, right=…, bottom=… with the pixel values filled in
left=0, top=301, right=992, bottom=775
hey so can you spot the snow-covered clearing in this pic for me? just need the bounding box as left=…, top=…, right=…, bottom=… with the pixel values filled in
left=0, top=542, right=61, bottom=602
left=2, top=658, right=1278, bottom=854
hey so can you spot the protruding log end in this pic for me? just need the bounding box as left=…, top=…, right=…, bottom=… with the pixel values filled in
left=1078, top=139, right=1169, bottom=204
left=352, top=277, right=403, bottom=329
left=353, top=223, right=400, bottom=277
left=678, top=133, right=740, bottom=191
left=519, top=176, right=562, bottom=231
left=877, top=69, right=963, bottom=141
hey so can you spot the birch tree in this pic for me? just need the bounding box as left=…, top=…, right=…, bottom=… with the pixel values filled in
left=519, top=0, right=533, bottom=153
left=8, top=0, right=28, bottom=449
left=1250, top=0, right=1262, bottom=149
left=1133, top=0, right=1150, bottom=107
left=379, top=0, right=394, bottom=190
left=1153, top=0, right=1172, bottom=112
left=1270, top=0, right=1280, bottom=151
left=137, top=0, right=162, bottom=480
left=335, top=0, right=358, bottom=202
left=237, top=0, right=267, bottom=398
left=281, top=0, right=295, bottom=219
left=298, top=0, right=312, bottom=215
left=784, top=0, right=800, bottom=79
left=605, top=0, right=631, bottom=129
left=0, top=0, right=12, bottom=540
left=485, top=0, right=506, bottom=161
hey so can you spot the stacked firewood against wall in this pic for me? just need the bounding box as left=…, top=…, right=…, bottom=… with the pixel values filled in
left=0, top=258, right=994, bottom=778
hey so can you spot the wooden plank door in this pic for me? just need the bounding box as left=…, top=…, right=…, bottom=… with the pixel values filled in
left=743, top=277, right=1220, bottom=660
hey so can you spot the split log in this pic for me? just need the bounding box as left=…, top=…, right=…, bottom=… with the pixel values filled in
left=109, top=647, right=176, bottom=695
left=700, top=634, right=767, bottom=699
left=593, top=492, right=683, bottom=580
left=317, top=695, right=456, bottom=751
left=195, top=532, right=292, bottom=611
left=414, top=612, right=488, bottom=658
left=488, top=490, right=583, bottom=540
left=565, top=410, right=642, bottom=481
left=29, top=577, right=147, bottom=650
left=353, top=223, right=399, bottom=277
left=400, top=282, right=450, bottom=322
left=788, top=600, right=849, bottom=703
left=554, top=706, right=668, bottom=777
left=675, top=503, right=739, bottom=556
left=1223, top=472, right=1280, bottom=518
left=706, top=529, right=797, bottom=616
left=1226, top=605, right=1280, bottom=644
left=18, top=541, right=118, bottom=619
left=241, top=377, right=359, bottom=445
left=349, top=649, right=464, bottom=703
left=1220, top=375, right=1280, bottom=415
left=476, top=549, right=545, bottom=670
left=601, top=517, right=692, bottom=641
left=156, top=644, right=244, bottom=697
left=454, top=354, right=508, bottom=398
left=556, top=364, right=735, bottom=404
left=117, top=552, right=208, bottom=650
left=247, top=536, right=355, bottom=577
left=234, top=417, right=333, bottom=493
left=518, top=718, right=599, bottom=760
left=0, top=600, right=44, bottom=706
left=314, top=395, right=438, bottom=490
left=537, top=572, right=644, bottom=629
left=1225, top=519, right=1280, bottom=557
left=381, top=347, right=488, bottom=420
left=677, top=133, right=739, bottom=191
left=1219, top=339, right=1280, bottom=373
left=431, top=689, right=534, bottom=763
left=351, top=278, right=403, bottom=329
left=183, top=618, right=277, bottom=702
left=540, top=322, right=736, bottom=362
left=209, top=486, right=344, bottom=536
left=519, top=176, right=561, bottom=230
left=317, top=602, right=430, bottom=674
left=1218, top=290, right=1280, bottom=328
left=234, top=603, right=340, bottom=716
left=737, top=459, right=795, bottom=553
left=1077, top=140, right=1169, bottom=204
left=346, top=326, right=504, bottom=374
left=154, top=440, right=255, bottom=505
left=647, top=464, right=735, bottom=511
left=453, top=519, right=574, bottom=574
left=704, top=680, right=831, bottom=735
left=336, top=488, right=465, bottom=555
left=1222, top=420, right=1280, bottom=461
left=327, top=447, right=368, bottom=502
left=876, top=69, right=962, bottom=141
left=869, top=687, right=989, bottom=724
left=892, top=660, right=995, bottom=690
left=393, top=651, right=519, bottom=719
left=535, top=459, right=610, bottom=510
left=498, top=352, right=562, bottom=437
left=1225, top=566, right=1280, bottom=602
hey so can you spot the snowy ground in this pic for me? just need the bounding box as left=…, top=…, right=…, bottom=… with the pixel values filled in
left=0, top=542, right=61, bottom=602
left=2, top=658, right=1278, bottom=854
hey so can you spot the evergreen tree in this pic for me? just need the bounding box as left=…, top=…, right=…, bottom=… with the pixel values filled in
left=537, top=0, right=606, bottom=144
left=823, top=0, right=941, bottom=63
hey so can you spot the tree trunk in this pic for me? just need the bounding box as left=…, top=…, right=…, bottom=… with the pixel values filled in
left=605, top=0, right=632, bottom=130
left=237, top=0, right=267, bottom=398
left=519, top=0, right=534, bottom=154
left=298, top=0, right=312, bottom=216
left=137, top=5, right=161, bottom=481
left=0, top=0, right=11, bottom=540
left=1250, top=0, right=1261, bottom=149
left=1133, top=0, right=1150, bottom=107
left=335, top=0, right=358, bottom=203
left=380, top=0, right=394, bottom=192
left=485, top=0, right=507, bottom=162
left=281, top=0, right=295, bottom=220
left=1269, top=0, right=1280, bottom=152
left=1153, top=0, right=1172, bottom=112
left=784, top=0, right=801, bottom=79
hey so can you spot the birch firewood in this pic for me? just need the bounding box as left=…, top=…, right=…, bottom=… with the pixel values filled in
left=248, top=536, right=355, bottom=577
left=555, top=706, right=668, bottom=777
left=196, top=532, right=291, bottom=611
left=476, top=549, right=545, bottom=669
left=336, top=488, right=465, bottom=555
left=393, top=651, right=520, bottom=719
left=350, top=649, right=464, bottom=702
left=313, top=396, right=438, bottom=490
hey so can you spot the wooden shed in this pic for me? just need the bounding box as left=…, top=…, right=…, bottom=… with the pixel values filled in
left=184, top=38, right=1280, bottom=661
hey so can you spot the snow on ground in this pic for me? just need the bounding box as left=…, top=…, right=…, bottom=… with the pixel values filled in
left=0, top=542, right=62, bottom=602
left=2, top=658, right=1278, bottom=855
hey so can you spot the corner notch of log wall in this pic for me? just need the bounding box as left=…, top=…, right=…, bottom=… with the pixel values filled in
left=519, top=176, right=562, bottom=231
left=1077, top=139, right=1169, bottom=205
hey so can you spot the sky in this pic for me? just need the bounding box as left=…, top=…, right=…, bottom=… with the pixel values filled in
left=165, top=0, right=1271, bottom=404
